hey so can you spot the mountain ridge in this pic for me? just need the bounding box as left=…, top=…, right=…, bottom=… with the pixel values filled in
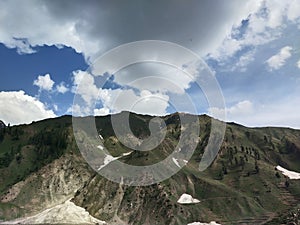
left=0, top=112, right=300, bottom=224
left=6, top=110, right=300, bottom=130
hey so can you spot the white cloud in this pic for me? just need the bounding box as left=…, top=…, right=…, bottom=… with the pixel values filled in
left=33, top=74, right=55, bottom=91
left=209, top=0, right=300, bottom=66
left=232, top=50, right=256, bottom=72
left=72, top=70, right=99, bottom=106
left=0, top=0, right=298, bottom=61
left=209, top=100, right=253, bottom=122
left=53, top=104, right=58, bottom=111
left=56, top=82, right=69, bottom=94
left=286, top=0, right=300, bottom=22
left=0, top=91, right=56, bottom=125
left=95, top=89, right=169, bottom=116
left=209, top=97, right=300, bottom=129
left=209, top=37, right=244, bottom=61
left=68, top=104, right=90, bottom=117
left=72, top=69, right=170, bottom=116
left=114, top=61, right=200, bottom=95
left=264, top=0, right=287, bottom=29
left=297, top=59, right=300, bottom=69
left=73, top=86, right=169, bottom=117
left=0, top=0, right=274, bottom=59
left=0, top=1, right=101, bottom=57
left=4, top=38, right=36, bottom=54
left=246, top=96, right=300, bottom=128
left=113, top=89, right=169, bottom=115
left=208, top=0, right=275, bottom=62
left=266, top=46, right=293, bottom=70
left=227, top=100, right=254, bottom=115
left=94, top=107, right=110, bottom=116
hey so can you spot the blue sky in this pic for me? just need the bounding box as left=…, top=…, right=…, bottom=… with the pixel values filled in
left=0, top=44, right=88, bottom=115
left=0, top=0, right=300, bottom=128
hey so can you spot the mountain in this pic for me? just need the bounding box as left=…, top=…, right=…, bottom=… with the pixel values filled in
left=0, top=112, right=300, bottom=224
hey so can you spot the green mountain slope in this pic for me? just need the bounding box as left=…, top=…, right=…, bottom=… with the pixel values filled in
left=0, top=112, right=300, bottom=224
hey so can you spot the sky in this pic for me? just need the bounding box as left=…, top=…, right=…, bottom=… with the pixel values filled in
left=0, top=0, right=300, bottom=128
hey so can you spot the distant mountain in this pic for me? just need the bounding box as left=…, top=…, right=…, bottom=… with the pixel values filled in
left=0, top=113, right=300, bottom=224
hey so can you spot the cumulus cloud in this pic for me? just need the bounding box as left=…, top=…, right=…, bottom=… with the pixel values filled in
left=209, top=100, right=253, bottom=122
left=286, top=0, right=300, bottom=21
left=297, top=60, right=300, bottom=69
left=94, top=107, right=110, bottom=116
left=74, top=87, right=170, bottom=117
left=71, top=69, right=170, bottom=116
left=33, top=74, right=55, bottom=91
left=0, top=91, right=56, bottom=125
left=99, top=89, right=169, bottom=116
left=56, top=82, right=69, bottom=94
left=266, top=46, right=293, bottom=70
left=72, top=70, right=99, bottom=106
left=209, top=0, right=300, bottom=67
left=231, top=50, right=256, bottom=72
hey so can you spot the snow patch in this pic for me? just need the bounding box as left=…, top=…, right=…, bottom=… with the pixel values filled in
left=172, top=157, right=181, bottom=168
left=276, top=165, right=300, bottom=179
left=0, top=199, right=106, bottom=224
left=172, top=158, right=188, bottom=168
left=122, top=151, right=133, bottom=156
left=177, top=193, right=200, bottom=204
left=98, top=151, right=133, bottom=171
left=187, top=222, right=221, bottom=225
left=98, top=155, right=118, bottom=171
left=97, top=145, right=104, bottom=150
left=183, top=159, right=188, bottom=164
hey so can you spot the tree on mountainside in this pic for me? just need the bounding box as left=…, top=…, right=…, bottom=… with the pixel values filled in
left=240, top=156, right=245, bottom=170
left=285, top=179, right=290, bottom=188
left=254, top=160, right=259, bottom=174
left=0, top=128, right=5, bottom=142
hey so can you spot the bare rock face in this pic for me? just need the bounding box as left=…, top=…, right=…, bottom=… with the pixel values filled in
left=0, top=153, right=94, bottom=219
left=72, top=176, right=178, bottom=225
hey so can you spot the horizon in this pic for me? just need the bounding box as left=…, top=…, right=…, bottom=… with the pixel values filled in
left=3, top=111, right=300, bottom=131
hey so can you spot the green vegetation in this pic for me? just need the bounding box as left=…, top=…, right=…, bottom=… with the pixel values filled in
left=0, top=112, right=300, bottom=224
left=0, top=116, right=75, bottom=195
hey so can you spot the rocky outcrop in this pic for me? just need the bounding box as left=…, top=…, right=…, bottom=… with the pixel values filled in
left=0, top=153, right=94, bottom=220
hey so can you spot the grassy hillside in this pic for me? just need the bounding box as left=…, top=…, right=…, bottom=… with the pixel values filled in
left=0, top=112, right=300, bottom=224
left=0, top=116, right=74, bottom=194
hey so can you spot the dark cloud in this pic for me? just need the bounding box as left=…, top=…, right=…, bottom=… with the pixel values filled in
left=42, top=0, right=252, bottom=56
